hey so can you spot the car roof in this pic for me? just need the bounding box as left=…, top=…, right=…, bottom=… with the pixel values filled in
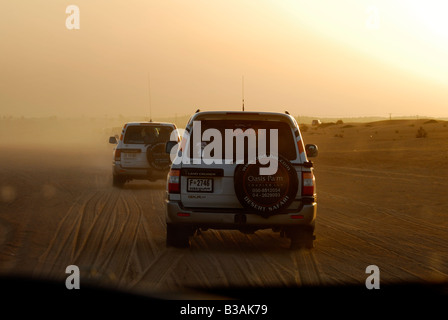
left=123, top=121, right=175, bottom=127
left=188, top=110, right=297, bottom=126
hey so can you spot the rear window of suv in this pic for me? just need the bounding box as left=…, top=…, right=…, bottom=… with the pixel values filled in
left=187, top=119, right=297, bottom=160
left=124, top=125, right=173, bottom=144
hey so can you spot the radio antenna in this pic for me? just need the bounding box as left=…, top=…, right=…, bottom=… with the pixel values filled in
left=242, top=75, right=245, bottom=111
left=148, top=72, right=152, bottom=122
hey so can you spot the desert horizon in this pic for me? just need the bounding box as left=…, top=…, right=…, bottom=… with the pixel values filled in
left=1, top=111, right=446, bottom=145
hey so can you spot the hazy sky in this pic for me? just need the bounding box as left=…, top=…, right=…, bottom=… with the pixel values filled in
left=1, top=0, right=447, bottom=118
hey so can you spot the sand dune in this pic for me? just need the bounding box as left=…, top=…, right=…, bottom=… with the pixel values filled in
left=0, top=117, right=447, bottom=299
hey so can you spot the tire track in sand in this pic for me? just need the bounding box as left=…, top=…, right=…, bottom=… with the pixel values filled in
left=34, top=188, right=161, bottom=288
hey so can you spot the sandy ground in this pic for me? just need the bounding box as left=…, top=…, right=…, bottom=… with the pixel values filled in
left=0, top=118, right=447, bottom=300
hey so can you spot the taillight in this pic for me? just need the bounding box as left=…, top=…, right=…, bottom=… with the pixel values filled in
left=177, top=212, right=190, bottom=217
left=114, top=149, right=122, bottom=161
left=302, top=171, right=315, bottom=196
left=168, top=169, right=181, bottom=193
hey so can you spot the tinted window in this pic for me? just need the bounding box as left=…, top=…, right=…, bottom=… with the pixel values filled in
left=124, top=126, right=173, bottom=144
left=187, top=120, right=297, bottom=160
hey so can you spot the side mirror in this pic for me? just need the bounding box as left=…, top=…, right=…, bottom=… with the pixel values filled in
left=305, top=144, right=318, bottom=158
left=109, top=136, right=117, bottom=144
left=165, top=141, right=178, bottom=154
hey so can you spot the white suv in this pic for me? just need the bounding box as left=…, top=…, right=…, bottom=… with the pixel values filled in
left=165, top=111, right=318, bottom=249
left=109, top=122, right=178, bottom=187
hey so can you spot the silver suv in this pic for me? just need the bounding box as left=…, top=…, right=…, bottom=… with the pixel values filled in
left=109, top=121, right=178, bottom=187
left=165, top=111, right=318, bottom=249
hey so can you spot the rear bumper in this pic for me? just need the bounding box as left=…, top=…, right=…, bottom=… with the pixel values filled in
left=166, top=200, right=317, bottom=229
left=113, top=163, right=168, bottom=179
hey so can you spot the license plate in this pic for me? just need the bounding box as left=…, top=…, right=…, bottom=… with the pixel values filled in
left=123, top=153, right=137, bottom=159
left=187, top=178, right=213, bottom=192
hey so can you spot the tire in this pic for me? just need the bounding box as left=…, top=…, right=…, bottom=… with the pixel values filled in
left=234, top=155, right=298, bottom=217
left=166, top=224, right=191, bottom=248
left=288, top=226, right=315, bottom=250
left=112, top=175, right=126, bottom=188
left=146, top=143, right=171, bottom=171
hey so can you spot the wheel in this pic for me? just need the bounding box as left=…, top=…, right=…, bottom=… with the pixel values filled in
left=288, top=226, right=315, bottom=250
left=112, top=175, right=126, bottom=188
left=166, top=224, right=191, bottom=248
left=146, top=143, right=171, bottom=171
left=234, top=155, right=298, bottom=217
